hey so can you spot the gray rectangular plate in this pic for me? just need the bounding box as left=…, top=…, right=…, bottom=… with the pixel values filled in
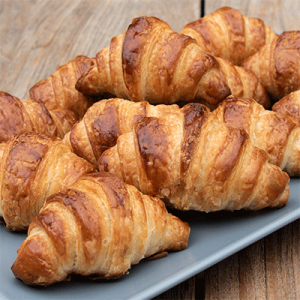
left=0, top=178, right=299, bottom=300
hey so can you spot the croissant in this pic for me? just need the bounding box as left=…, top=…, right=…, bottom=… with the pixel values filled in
left=75, top=16, right=270, bottom=110
left=243, top=31, right=300, bottom=102
left=98, top=103, right=289, bottom=212
left=0, top=132, right=95, bottom=231
left=63, top=98, right=179, bottom=166
left=272, top=90, right=300, bottom=125
left=181, top=6, right=278, bottom=66
left=213, top=97, right=300, bottom=177
left=0, top=91, right=79, bottom=142
left=29, top=55, right=103, bottom=118
left=11, top=171, right=190, bottom=286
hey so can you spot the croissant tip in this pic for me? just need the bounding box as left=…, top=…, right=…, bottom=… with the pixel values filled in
left=75, top=66, right=103, bottom=96
left=75, top=75, right=83, bottom=92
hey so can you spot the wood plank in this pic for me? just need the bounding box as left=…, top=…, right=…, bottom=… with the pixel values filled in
left=205, top=239, right=267, bottom=299
left=205, top=252, right=241, bottom=299
left=238, top=239, right=266, bottom=299
left=205, top=220, right=300, bottom=300
left=265, top=220, right=300, bottom=300
left=153, top=272, right=205, bottom=300
left=153, top=276, right=197, bottom=300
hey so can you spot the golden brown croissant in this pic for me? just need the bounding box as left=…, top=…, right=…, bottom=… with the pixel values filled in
left=0, top=132, right=95, bottom=231
left=181, top=6, right=278, bottom=66
left=243, top=31, right=300, bottom=102
left=11, top=171, right=190, bottom=286
left=63, top=98, right=179, bottom=166
left=98, top=103, right=289, bottom=212
left=75, top=16, right=270, bottom=110
left=213, top=97, right=300, bottom=177
left=272, top=90, right=300, bottom=125
left=0, top=91, right=78, bottom=141
left=29, top=55, right=103, bottom=118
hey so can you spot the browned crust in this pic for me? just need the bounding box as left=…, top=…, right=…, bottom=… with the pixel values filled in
left=212, top=126, right=248, bottom=183
left=244, top=31, right=300, bottom=101
left=222, top=97, right=254, bottom=132
left=46, top=188, right=102, bottom=263
left=135, top=116, right=170, bottom=194
left=273, top=31, right=300, bottom=98
left=69, top=126, right=85, bottom=160
left=11, top=234, right=59, bottom=286
left=272, top=91, right=300, bottom=124
left=261, top=112, right=297, bottom=164
left=187, top=54, right=232, bottom=107
left=86, top=100, right=122, bottom=161
left=0, top=92, right=34, bottom=142
left=180, top=103, right=210, bottom=176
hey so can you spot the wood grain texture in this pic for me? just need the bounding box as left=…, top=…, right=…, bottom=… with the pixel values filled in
left=204, top=220, right=299, bottom=300
left=0, top=1, right=299, bottom=299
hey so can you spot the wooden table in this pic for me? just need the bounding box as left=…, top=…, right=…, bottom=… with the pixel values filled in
left=1, top=1, right=299, bottom=299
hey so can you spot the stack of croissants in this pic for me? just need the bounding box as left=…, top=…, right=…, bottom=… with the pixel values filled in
left=0, top=6, right=299, bottom=287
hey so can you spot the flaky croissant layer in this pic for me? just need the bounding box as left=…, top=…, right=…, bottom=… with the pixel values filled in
left=243, top=31, right=300, bottom=102
left=181, top=6, right=278, bottom=66
left=213, top=97, right=300, bottom=177
left=0, top=132, right=95, bottom=231
left=75, top=16, right=270, bottom=110
left=63, top=98, right=179, bottom=166
left=272, top=90, right=300, bottom=125
left=0, top=91, right=78, bottom=142
left=98, top=103, right=290, bottom=212
left=11, top=172, right=190, bottom=286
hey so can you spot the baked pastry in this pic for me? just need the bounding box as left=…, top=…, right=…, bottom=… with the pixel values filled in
left=98, top=103, right=289, bottom=212
left=272, top=90, right=300, bottom=125
left=63, top=98, right=179, bottom=166
left=213, top=97, right=300, bottom=177
left=181, top=6, right=278, bottom=66
left=29, top=55, right=102, bottom=118
left=75, top=16, right=270, bottom=110
left=11, top=172, right=190, bottom=286
left=0, top=132, right=95, bottom=231
left=0, top=91, right=78, bottom=142
left=243, top=31, right=300, bottom=102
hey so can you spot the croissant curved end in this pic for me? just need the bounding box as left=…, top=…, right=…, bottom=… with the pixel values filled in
left=11, top=234, right=66, bottom=286
left=75, top=66, right=103, bottom=96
